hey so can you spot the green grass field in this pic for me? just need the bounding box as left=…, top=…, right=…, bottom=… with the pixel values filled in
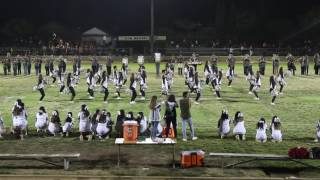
left=0, top=56, right=319, bottom=177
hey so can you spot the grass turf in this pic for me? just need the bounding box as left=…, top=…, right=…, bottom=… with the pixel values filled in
left=0, top=56, right=319, bottom=176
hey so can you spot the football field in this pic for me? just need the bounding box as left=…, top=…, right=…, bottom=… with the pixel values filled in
left=0, top=56, right=319, bottom=177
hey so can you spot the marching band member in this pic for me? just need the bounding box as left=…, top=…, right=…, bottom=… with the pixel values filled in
left=166, top=63, right=174, bottom=90
left=217, top=110, right=231, bottom=139
left=177, top=54, right=183, bottom=75
left=121, top=62, right=128, bottom=85
left=277, top=67, right=286, bottom=95
left=183, top=63, right=189, bottom=84
left=226, top=53, right=236, bottom=72
left=62, top=112, right=73, bottom=137
left=45, top=58, right=50, bottom=76
left=162, top=70, right=169, bottom=96
left=187, top=66, right=195, bottom=91
left=67, top=73, right=76, bottom=101
left=210, top=53, right=218, bottom=72
left=194, top=72, right=201, bottom=104
left=137, top=66, right=147, bottom=100
left=313, top=53, right=320, bottom=75
left=299, top=53, right=309, bottom=75
left=87, top=70, right=95, bottom=99
left=50, top=68, right=58, bottom=85
left=286, top=53, right=296, bottom=76
left=270, top=116, right=282, bottom=142
left=101, top=71, right=109, bottom=104
left=94, top=67, right=102, bottom=85
left=35, top=106, right=48, bottom=135
left=233, top=111, right=246, bottom=141
left=48, top=110, right=62, bottom=136
left=272, top=54, right=280, bottom=75
left=115, top=71, right=124, bottom=100
left=37, top=74, right=46, bottom=102
left=246, top=69, right=255, bottom=95
left=78, top=104, right=92, bottom=141
left=226, top=66, right=234, bottom=87
left=204, top=60, right=212, bottom=85
left=256, top=118, right=267, bottom=143
left=243, top=54, right=251, bottom=75
left=252, top=71, right=261, bottom=100
left=270, top=75, right=278, bottom=105
left=106, top=54, right=113, bottom=76
left=58, top=70, right=65, bottom=94
left=258, top=55, right=266, bottom=75
left=129, top=73, right=137, bottom=104
left=212, top=70, right=222, bottom=99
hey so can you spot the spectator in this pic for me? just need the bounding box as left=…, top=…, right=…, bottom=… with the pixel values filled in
left=179, top=91, right=197, bottom=141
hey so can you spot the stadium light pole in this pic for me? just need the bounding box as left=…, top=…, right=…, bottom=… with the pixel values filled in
left=150, top=0, right=155, bottom=55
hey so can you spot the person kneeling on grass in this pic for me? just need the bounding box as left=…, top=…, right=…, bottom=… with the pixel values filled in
left=48, top=110, right=62, bottom=136
left=35, top=106, right=48, bottom=136
left=315, top=120, right=320, bottom=143
left=233, top=111, right=246, bottom=141
left=270, top=116, right=282, bottom=143
left=217, top=110, right=231, bottom=139
left=12, top=99, right=28, bottom=140
left=256, top=118, right=267, bottom=143
left=96, top=110, right=113, bottom=140
left=78, top=104, right=92, bottom=141
left=91, top=109, right=101, bottom=137
left=62, top=112, right=73, bottom=137
left=115, top=110, right=126, bottom=138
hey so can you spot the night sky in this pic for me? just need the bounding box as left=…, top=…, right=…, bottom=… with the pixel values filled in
left=0, top=0, right=320, bottom=41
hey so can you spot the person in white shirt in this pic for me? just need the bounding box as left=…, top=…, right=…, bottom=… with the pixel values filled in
left=78, top=104, right=92, bottom=141
left=37, top=74, right=46, bottom=102
left=256, top=118, right=267, bottom=143
left=62, top=112, right=73, bottom=137
left=270, top=116, right=282, bottom=142
left=226, top=66, right=234, bottom=87
left=217, top=110, right=231, bottom=139
left=277, top=67, right=286, bottom=95
left=48, top=110, right=61, bottom=136
left=129, top=73, right=137, bottom=104
left=252, top=71, right=261, bottom=100
left=35, top=106, right=48, bottom=135
left=11, top=99, right=28, bottom=140
left=193, top=72, right=201, bottom=104
left=270, top=75, right=278, bottom=105
left=149, top=96, right=161, bottom=141
left=233, top=111, right=246, bottom=141
left=101, top=71, right=109, bottom=103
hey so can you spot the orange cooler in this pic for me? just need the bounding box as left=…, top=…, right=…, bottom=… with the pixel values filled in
left=123, top=121, right=138, bottom=143
left=181, top=150, right=205, bottom=168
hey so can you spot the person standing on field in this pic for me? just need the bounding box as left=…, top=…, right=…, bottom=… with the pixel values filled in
left=179, top=91, right=197, bottom=141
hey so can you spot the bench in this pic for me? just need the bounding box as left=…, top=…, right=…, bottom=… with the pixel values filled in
left=0, top=153, right=80, bottom=170
left=209, top=153, right=319, bottom=169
